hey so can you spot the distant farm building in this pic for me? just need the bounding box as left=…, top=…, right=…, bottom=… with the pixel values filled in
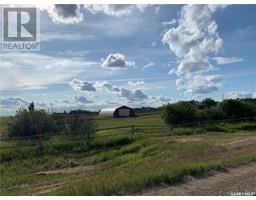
left=99, top=106, right=135, bottom=117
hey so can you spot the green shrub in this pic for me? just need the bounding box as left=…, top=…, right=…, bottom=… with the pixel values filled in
left=220, top=99, right=256, bottom=118
left=198, top=107, right=226, bottom=121
left=162, top=102, right=197, bottom=126
left=202, top=98, right=217, bottom=109
left=68, top=114, right=96, bottom=139
left=8, top=103, right=54, bottom=137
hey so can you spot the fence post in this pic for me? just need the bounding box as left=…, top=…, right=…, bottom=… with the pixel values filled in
left=131, top=125, right=135, bottom=135
left=38, top=136, right=42, bottom=151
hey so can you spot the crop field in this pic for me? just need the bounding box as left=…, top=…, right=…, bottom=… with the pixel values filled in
left=0, top=112, right=256, bottom=195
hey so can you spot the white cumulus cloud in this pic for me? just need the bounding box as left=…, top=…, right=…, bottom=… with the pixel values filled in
left=102, top=82, right=119, bottom=92
left=42, top=4, right=84, bottom=24
left=69, top=79, right=96, bottom=92
left=74, top=96, right=93, bottom=104
left=120, top=88, right=147, bottom=101
left=162, top=5, right=224, bottom=77
left=176, top=75, right=222, bottom=94
left=100, top=82, right=147, bottom=101
left=69, top=79, right=148, bottom=102
left=162, top=5, right=230, bottom=94
left=84, top=4, right=147, bottom=17
left=128, top=81, right=145, bottom=86
left=101, top=53, right=135, bottom=69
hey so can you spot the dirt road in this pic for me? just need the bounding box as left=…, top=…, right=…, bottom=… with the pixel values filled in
left=139, top=162, right=256, bottom=196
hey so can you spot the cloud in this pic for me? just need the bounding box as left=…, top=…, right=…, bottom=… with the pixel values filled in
left=42, top=4, right=84, bottom=24
left=0, top=53, right=96, bottom=90
left=41, top=4, right=149, bottom=24
left=69, top=79, right=147, bottom=102
left=162, top=5, right=224, bottom=77
left=176, top=75, right=222, bottom=94
left=143, top=62, right=155, bottom=69
left=69, top=79, right=96, bottom=92
left=84, top=4, right=147, bottom=17
left=62, top=100, right=70, bottom=104
left=0, top=97, right=29, bottom=108
left=227, top=91, right=254, bottom=99
left=101, top=53, right=135, bottom=69
left=128, top=81, right=145, bottom=86
left=162, top=5, right=229, bottom=94
left=101, top=82, right=120, bottom=92
left=151, top=95, right=173, bottom=104
left=127, top=95, right=175, bottom=108
left=162, top=19, right=176, bottom=27
left=212, top=57, right=243, bottom=65
left=0, top=96, right=30, bottom=115
left=207, top=4, right=229, bottom=12
left=146, top=95, right=176, bottom=107
left=168, top=67, right=177, bottom=75
left=120, top=88, right=148, bottom=101
left=102, top=82, right=147, bottom=101
left=74, top=96, right=93, bottom=104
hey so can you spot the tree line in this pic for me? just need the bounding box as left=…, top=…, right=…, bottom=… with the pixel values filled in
left=162, top=98, right=256, bottom=126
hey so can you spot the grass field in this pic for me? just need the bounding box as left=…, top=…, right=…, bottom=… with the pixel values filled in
left=1, top=112, right=256, bottom=195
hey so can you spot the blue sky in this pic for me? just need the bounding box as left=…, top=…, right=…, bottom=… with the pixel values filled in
left=1, top=4, right=256, bottom=115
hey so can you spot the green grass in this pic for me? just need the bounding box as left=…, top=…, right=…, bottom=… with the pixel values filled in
left=0, top=113, right=256, bottom=195
left=96, top=112, right=164, bottom=129
left=0, top=116, right=10, bottom=136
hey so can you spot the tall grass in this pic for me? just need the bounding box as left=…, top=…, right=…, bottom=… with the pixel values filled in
left=0, top=134, right=134, bottom=163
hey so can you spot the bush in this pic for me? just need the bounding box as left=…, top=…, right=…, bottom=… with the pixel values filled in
left=8, top=103, right=54, bottom=137
left=67, top=114, right=96, bottom=139
left=162, top=102, right=197, bottom=126
left=220, top=99, right=256, bottom=118
left=202, top=98, right=217, bottom=109
left=198, top=107, right=226, bottom=121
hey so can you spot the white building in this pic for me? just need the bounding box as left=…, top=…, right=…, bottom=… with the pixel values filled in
left=99, top=105, right=135, bottom=117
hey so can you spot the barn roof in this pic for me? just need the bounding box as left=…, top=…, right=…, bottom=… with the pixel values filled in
left=99, top=108, right=115, bottom=115
left=101, top=105, right=132, bottom=111
left=117, top=105, right=132, bottom=109
left=99, top=105, right=133, bottom=116
left=100, top=108, right=116, bottom=112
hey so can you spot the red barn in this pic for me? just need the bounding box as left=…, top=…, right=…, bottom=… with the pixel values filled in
left=99, top=105, right=135, bottom=117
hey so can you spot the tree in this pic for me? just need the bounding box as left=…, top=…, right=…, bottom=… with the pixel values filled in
left=220, top=99, right=255, bottom=118
left=162, top=101, right=197, bottom=126
left=8, top=105, right=53, bottom=137
left=28, top=102, right=35, bottom=112
left=202, top=98, right=217, bottom=109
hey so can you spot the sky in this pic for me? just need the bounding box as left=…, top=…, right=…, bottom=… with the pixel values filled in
left=0, top=4, right=256, bottom=115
